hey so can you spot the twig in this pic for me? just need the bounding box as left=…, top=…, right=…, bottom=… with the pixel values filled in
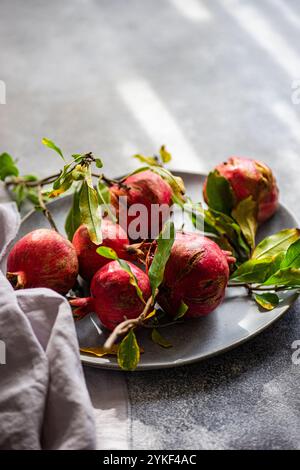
left=98, top=174, right=128, bottom=189
left=228, top=282, right=294, bottom=292
left=103, top=296, right=153, bottom=350
left=5, top=173, right=61, bottom=188
left=37, top=185, right=59, bottom=232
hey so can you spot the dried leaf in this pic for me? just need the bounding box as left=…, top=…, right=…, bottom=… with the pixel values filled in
left=80, top=344, right=119, bottom=357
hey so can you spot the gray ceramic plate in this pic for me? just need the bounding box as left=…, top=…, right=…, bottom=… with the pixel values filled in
left=18, top=171, right=299, bottom=370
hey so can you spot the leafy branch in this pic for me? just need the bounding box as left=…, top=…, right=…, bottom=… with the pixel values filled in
left=229, top=229, right=300, bottom=309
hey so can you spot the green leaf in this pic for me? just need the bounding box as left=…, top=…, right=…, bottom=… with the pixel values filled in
left=0, top=153, right=19, bottom=180
left=65, top=188, right=81, bottom=240
left=159, top=145, right=172, bottom=163
left=97, top=180, right=116, bottom=222
left=254, top=293, right=279, bottom=311
left=232, top=196, right=258, bottom=251
left=26, top=188, right=40, bottom=206
left=118, top=259, right=145, bottom=303
left=230, top=257, right=274, bottom=283
left=263, top=267, right=300, bottom=287
left=252, top=228, right=300, bottom=260
left=95, top=158, right=103, bottom=168
left=148, top=220, right=175, bottom=297
left=173, top=300, right=189, bottom=320
left=205, top=170, right=235, bottom=214
left=96, top=246, right=118, bottom=260
left=13, top=184, right=27, bottom=209
left=42, top=138, right=65, bottom=161
left=151, top=328, right=172, bottom=348
left=280, top=239, right=300, bottom=269
left=150, top=166, right=186, bottom=203
left=79, top=179, right=102, bottom=244
left=23, top=174, right=38, bottom=182
left=117, top=329, right=140, bottom=371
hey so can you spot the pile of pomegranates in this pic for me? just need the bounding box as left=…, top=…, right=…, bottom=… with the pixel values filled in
left=6, top=156, right=279, bottom=337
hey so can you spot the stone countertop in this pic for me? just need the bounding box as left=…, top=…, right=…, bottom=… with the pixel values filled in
left=1, top=0, right=300, bottom=449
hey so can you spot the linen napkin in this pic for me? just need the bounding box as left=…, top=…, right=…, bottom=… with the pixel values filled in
left=0, top=202, right=96, bottom=449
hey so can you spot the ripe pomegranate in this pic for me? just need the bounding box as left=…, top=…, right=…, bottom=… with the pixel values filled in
left=157, top=232, right=230, bottom=318
left=203, top=156, right=279, bottom=223
left=70, top=260, right=151, bottom=330
left=109, top=170, right=173, bottom=240
left=72, top=219, right=132, bottom=281
left=6, top=229, right=78, bottom=294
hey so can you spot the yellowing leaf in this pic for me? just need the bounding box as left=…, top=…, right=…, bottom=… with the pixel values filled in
left=151, top=328, right=172, bottom=348
left=252, top=228, right=300, bottom=260
left=134, top=154, right=158, bottom=166
left=174, top=300, right=189, bottom=320
left=117, top=329, right=140, bottom=371
left=254, top=293, right=279, bottom=311
left=144, top=309, right=156, bottom=320
left=159, top=145, right=172, bottom=163
left=96, top=246, right=118, bottom=260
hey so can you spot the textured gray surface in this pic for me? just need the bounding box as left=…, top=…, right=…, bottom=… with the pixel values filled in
left=1, top=0, right=300, bottom=449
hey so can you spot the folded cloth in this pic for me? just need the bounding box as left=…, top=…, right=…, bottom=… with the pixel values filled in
left=0, top=202, right=96, bottom=449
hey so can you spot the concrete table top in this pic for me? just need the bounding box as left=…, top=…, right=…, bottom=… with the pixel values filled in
left=1, top=0, right=300, bottom=449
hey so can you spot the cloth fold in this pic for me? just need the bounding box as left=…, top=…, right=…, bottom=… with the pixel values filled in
left=0, top=202, right=96, bottom=449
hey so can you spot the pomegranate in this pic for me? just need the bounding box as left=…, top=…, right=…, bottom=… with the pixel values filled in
left=70, top=260, right=151, bottom=330
left=157, top=232, right=230, bottom=318
left=6, top=228, right=78, bottom=294
left=72, top=219, right=132, bottom=281
left=203, top=156, right=279, bottom=223
left=109, top=170, right=173, bottom=240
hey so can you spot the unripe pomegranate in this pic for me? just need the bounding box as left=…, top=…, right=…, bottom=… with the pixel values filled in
left=203, top=157, right=279, bottom=223
left=109, top=170, right=173, bottom=240
left=157, top=232, right=230, bottom=318
left=6, top=229, right=78, bottom=294
left=70, top=260, right=151, bottom=331
left=72, top=219, right=132, bottom=281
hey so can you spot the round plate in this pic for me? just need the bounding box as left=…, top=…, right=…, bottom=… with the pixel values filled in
left=17, top=171, right=299, bottom=370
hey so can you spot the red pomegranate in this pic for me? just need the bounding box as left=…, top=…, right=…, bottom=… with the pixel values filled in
left=203, top=156, right=279, bottom=223
left=157, top=232, right=230, bottom=318
left=70, top=260, right=151, bottom=331
left=72, top=219, right=131, bottom=281
left=6, top=229, right=78, bottom=294
left=109, top=170, right=173, bottom=240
